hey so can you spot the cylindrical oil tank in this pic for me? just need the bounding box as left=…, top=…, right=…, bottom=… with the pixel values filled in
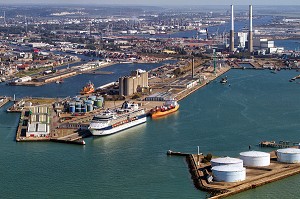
left=97, top=96, right=104, bottom=102
left=80, top=96, right=87, bottom=101
left=75, top=102, right=81, bottom=107
left=85, top=100, right=93, bottom=105
left=211, top=157, right=243, bottom=168
left=87, top=104, right=93, bottom=112
left=73, top=96, right=80, bottom=101
left=69, top=105, right=75, bottom=113
left=240, top=151, right=270, bottom=167
left=81, top=104, right=87, bottom=113
left=212, top=165, right=246, bottom=182
left=75, top=102, right=82, bottom=112
left=68, top=103, right=75, bottom=113
left=277, top=148, right=300, bottom=163
left=88, top=95, right=97, bottom=101
left=94, top=100, right=102, bottom=108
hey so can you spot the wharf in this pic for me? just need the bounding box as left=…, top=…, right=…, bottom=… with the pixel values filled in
left=49, top=126, right=90, bottom=145
left=15, top=110, right=51, bottom=142
left=175, top=66, right=231, bottom=101
left=0, top=97, right=10, bottom=108
left=81, top=71, right=114, bottom=75
left=10, top=62, right=115, bottom=86
left=259, top=140, right=299, bottom=148
left=167, top=150, right=190, bottom=156
left=14, top=100, right=88, bottom=145
left=181, top=152, right=300, bottom=198
left=238, top=62, right=262, bottom=69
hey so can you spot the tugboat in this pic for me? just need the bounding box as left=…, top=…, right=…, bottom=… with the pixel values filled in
left=80, top=81, right=95, bottom=94
left=220, top=76, right=228, bottom=84
left=151, top=99, right=179, bottom=118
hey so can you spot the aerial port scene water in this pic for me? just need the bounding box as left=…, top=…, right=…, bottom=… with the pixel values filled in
left=1, top=1, right=300, bottom=198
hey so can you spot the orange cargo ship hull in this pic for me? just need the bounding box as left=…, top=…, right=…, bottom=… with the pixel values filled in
left=80, top=89, right=95, bottom=95
left=151, top=105, right=179, bottom=118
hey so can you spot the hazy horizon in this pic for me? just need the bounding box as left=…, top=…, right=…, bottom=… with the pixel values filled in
left=0, top=0, right=299, bottom=6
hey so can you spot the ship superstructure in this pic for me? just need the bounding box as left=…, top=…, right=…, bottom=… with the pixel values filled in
left=88, top=101, right=146, bottom=136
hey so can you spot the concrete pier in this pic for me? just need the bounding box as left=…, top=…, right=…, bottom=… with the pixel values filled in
left=183, top=151, right=300, bottom=198
left=10, top=62, right=114, bottom=86
left=0, top=97, right=10, bottom=108
left=175, top=66, right=231, bottom=101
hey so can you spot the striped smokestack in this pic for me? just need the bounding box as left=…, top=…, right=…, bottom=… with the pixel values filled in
left=230, top=5, right=234, bottom=52
left=248, top=5, right=253, bottom=53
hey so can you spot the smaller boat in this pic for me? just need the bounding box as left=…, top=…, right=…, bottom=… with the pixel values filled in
left=55, top=79, right=64, bottom=84
left=80, top=81, right=95, bottom=94
left=151, top=99, right=179, bottom=118
left=220, top=76, right=228, bottom=84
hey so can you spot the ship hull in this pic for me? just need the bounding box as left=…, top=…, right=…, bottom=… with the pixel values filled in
left=151, top=105, right=179, bottom=118
left=89, top=115, right=146, bottom=136
left=80, top=89, right=95, bottom=95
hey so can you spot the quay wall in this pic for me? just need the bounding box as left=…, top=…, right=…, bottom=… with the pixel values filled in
left=186, top=154, right=300, bottom=199
left=176, top=67, right=231, bottom=101
left=0, top=97, right=10, bottom=108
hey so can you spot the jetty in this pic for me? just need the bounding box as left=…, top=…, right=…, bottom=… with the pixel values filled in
left=259, top=140, right=299, bottom=148
left=170, top=150, right=300, bottom=198
left=167, top=150, right=190, bottom=156
left=0, top=97, right=10, bottom=108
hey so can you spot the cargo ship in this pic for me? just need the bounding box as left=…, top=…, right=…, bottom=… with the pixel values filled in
left=80, top=81, right=95, bottom=94
left=151, top=99, right=179, bottom=118
left=88, top=101, right=146, bottom=136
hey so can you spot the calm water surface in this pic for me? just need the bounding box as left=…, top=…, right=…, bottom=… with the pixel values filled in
left=1, top=69, right=300, bottom=198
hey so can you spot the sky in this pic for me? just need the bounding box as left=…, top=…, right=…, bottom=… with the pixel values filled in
left=1, top=0, right=300, bottom=5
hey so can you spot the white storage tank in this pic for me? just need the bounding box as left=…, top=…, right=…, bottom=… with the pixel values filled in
left=211, top=157, right=243, bottom=168
left=239, top=151, right=270, bottom=167
left=212, top=165, right=246, bottom=182
left=277, top=148, right=300, bottom=163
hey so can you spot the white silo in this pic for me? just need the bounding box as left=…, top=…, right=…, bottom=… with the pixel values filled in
left=240, top=151, right=270, bottom=167
left=211, top=157, right=243, bottom=168
left=277, top=148, right=300, bottom=163
left=212, top=165, right=246, bottom=182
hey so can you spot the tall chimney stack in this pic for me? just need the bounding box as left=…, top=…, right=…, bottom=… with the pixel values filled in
left=230, top=5, right=234, bottom=52
left=3, top=11, right=6, bottom=26
left=248, top=5, right=253, bottom=53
